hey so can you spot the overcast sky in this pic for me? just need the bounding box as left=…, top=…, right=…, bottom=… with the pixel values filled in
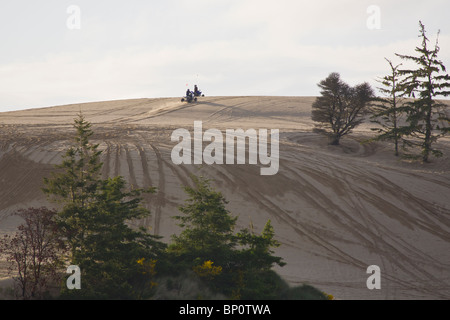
left=0, top=0, right=449, bottom=112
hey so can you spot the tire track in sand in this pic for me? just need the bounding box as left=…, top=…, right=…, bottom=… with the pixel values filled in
left=149, top=144, right=166, bottom=236
left=281, top=145, right=450, bottom=298
left=135, top=144, right=156, bottom=229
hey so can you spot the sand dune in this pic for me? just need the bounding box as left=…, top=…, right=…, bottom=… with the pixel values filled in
left=1, top=96, right=449, bottom=299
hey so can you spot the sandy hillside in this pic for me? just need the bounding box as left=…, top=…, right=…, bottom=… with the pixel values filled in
left=0, top=96, right=449, bottom=299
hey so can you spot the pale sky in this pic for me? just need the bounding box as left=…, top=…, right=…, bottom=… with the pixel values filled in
left=0, top=0, right=449, bottom=112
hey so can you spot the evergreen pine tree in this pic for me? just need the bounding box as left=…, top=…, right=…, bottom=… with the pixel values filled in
left=43, top=113, right=102, bottom=260
left=169, top=175, right=237, bottom=267
left=395, top=21, right=450, bottom=162
left=43, top=113, right=163, bottom=299
left=370, top=58, right=406, bottom=156
left=72, top=176, right=162, bottom=299
left=236, top=219, right=285, bottom=272
left=168, top=175, right=285, bottom=299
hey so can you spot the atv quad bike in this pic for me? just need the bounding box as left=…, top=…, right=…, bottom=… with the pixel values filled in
left=193, top=90, right=205, bottom=97
left=181, top=93, right=197, bottom=103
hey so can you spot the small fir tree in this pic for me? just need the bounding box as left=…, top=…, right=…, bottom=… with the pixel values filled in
left=43, top=113, right=164, bottom=299
left=370, top=58, right=406, bottom=156
left=169, top=175, right=237, bottom=266
left=168, top=175, right=285, bottom=299
left=42, top=113, right=102, bottom=260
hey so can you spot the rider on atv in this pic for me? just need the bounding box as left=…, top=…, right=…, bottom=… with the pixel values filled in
left=183, top=89, right=195, bottom=103
left=193, top=85, right=204, bottom=97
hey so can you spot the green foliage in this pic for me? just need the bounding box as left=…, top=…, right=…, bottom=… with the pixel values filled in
left=152, top=271, right=227, bottom=300
left=43, top=113, right=165, bottom=299
left=42, top=113, right=103, bottom=259
left=167, top=175, right=288, bottom=299
left=236, top=220, right=286, bottom=272
left=152, top=271, right=329, bottom=300
left=370, top=58, right=407, bottom=156
left=395, top=21, right=450, bottom=162
left=61, top=176, right=164, bottom=299
left=193, top=260, right=223, bottom=280
left=169, top=175, right=238, bottom=267
left=281, top=284, right=329, bottom=300
left=312, top=72, right=375, bottom=145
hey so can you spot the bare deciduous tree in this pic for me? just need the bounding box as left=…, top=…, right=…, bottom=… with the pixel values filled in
left=0, top=207, right=65, bottom=299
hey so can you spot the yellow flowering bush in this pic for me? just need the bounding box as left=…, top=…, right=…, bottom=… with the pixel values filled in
left=193, top=260, right=223, bottom=280
left=322, top=291, right=334, bottom=300
left=137, top=257, right=158, bottom=288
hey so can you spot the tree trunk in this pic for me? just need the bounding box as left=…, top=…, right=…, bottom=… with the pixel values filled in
left=423, top=107, right=432, bottom=162
left=329, top=134, right=340, bottom=145
left=423, top=82, right=433, bottom=163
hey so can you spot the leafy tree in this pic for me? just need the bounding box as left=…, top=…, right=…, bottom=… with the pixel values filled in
left=0, top=207, right=65, bottom=299
left=312, top=72, right=375, bottom=145
left=370, top=58, right=406, bottom=156
left=395, top=21, right=450, bottom=162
